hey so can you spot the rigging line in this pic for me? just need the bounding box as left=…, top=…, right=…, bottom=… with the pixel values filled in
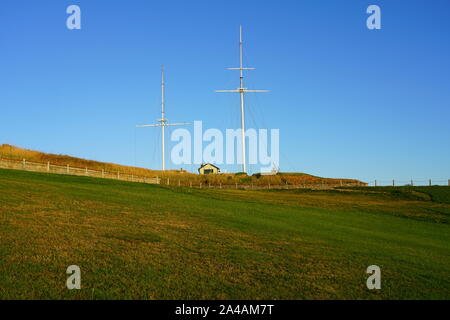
left=246, top=72, right=296, bottom=173
left=213, top=76, right=235, bottom=174
left=241, top=41, right=266, bottom=175
left=166, top=125, right=174, bottom=171
left=241, top=36, right=270, bottom=132
left=253, top=94, right=292, bottom=172
left=147, top=128, right=156, bottom=171
left=242, top=64, right=271, bottom=174
left=157, top=129, right=161, bottom=171
left=213, top=80, right=230, bottom=132
left=134, top=126, right=137, bottom=167
left=280, top=150, right=297, bottom=172
left=242, top=48, right=270, bottom=130
left=222, top=65, right=239, bottom=128
left=234, top=94, right=241, bottom=173
left=246, top=96, right=259, bottom=130
left=246, top=75, right=268, bottom=130
left=149, top=126, right=160, bottom=171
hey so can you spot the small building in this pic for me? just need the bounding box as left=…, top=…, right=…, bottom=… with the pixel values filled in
left=261, top=166, right=278, bottom=176
left=198, top=163, right=220, bottom=175
left=261, top=167, right=279, bottom=176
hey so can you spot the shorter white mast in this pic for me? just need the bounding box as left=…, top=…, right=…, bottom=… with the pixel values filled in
left=216, top=26, right=269, bottom=173
left=136, top=66, right=191, bottom=171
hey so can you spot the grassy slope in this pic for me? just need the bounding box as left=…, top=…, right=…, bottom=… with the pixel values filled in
left=0, top=144, right=362, bottom=186
left=0, top=168, right=449, bottom=299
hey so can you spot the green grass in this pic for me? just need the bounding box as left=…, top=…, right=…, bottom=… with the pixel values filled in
left=0, top=168, right=449, bottom=300
left=344, top=186, right=450, bottom=204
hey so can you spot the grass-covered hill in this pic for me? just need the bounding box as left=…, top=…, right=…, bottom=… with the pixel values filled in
left=0, top=168, right=449, bottom=299
left=0, top=144, right=364, bottom=186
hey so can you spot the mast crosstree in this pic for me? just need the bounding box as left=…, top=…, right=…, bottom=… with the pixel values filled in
left=216, top=26, right=269, bottom=173
left=136, top=66, right=191, bottom=171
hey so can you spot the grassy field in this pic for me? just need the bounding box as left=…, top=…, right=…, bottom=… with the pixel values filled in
left=0, top=168, right=449, bottom=299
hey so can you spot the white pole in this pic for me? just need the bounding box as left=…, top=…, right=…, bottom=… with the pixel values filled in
left=239, top=26, right=247, bottom=174
left=161, top=65, right=166, bottom=171
left=162, top=125, right=165, bottom=171
left=135, top=67, right=190, bottom=172
left=216, top=27, right=268, bottom=173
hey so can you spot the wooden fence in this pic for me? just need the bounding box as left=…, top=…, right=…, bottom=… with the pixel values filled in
left=0, top=157, right=371, bottom=190
left=369, top=179, right=450, bottom=187
left=159, top=178, right=367, bottom=190
left=0, top=157, right=160, bottom=185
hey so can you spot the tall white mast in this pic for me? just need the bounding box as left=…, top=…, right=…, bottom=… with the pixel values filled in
left=161, top=66, right=166, bottom=170
left=137, top=66, right=191, bottom=171
left=216, top=26, right=268, bottom=173
left=238, top=26, right=246, bottom=174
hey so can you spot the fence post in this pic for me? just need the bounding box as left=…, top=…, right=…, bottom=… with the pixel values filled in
left=374, top=180, right=377, bottom=187
left=47, top=162, right=50, bottom=172
left=86, top=168, right=88, bottom=176
left=411, top=179, right=413, bottom=186
left=200, top=183, right=202, bottom=189
left=23, top=159, right=26, bottom=169
left=429, top=179, right=432, bottom=187
left=167, top=178, right=170, bottom=185
left=392, top=179, right=395, bottom=187
left=235, top=182, right=238, bottom=189
left=67, top=164, right=70, bottom=174
left=448, top=179, right=450, bottom=186
left=117, top=171, right=120, bottom=179
left=102, top=169, right=104, bottom=178
left=220, top=183, right=222, bottom=189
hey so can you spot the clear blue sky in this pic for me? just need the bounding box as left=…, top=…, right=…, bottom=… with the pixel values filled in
left=1, top=0, right=449, bottom=183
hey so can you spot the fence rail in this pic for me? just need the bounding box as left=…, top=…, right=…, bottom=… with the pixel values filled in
left=0, top=157, right=160, bottom=184
left=3, top=157, right=446, bottom=190
left=0, top=157, right=366, bottom=189
left=368, top=179, right=450, bottom=187
left=165, top=182, right=366, bottom=190
left=158, top=178, right=367, bottom=190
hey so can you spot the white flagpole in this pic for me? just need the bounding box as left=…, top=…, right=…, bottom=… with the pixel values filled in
left=216, top=26, right=269, bottom=174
